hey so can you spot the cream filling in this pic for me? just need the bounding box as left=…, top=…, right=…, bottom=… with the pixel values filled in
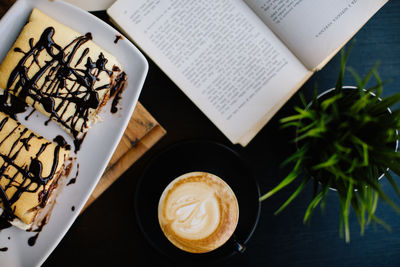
left=0, top=159, right=72, bottom=232
left=0, top=207, right=31, bottom=230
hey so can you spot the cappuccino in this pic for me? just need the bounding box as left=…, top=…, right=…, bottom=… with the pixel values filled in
left=158, top=172, right=239, bottom=253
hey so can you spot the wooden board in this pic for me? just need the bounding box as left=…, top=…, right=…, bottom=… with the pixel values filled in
left=82, top=103, right=166, bottom=211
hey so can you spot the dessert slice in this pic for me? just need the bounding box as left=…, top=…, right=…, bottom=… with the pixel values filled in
left=0, top=8, right=126, bottom=149
left=0, top=112, right=70, bottom=230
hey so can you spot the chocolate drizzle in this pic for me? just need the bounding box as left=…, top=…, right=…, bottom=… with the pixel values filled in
left=0, top=116, right=62, bottom=224
left=114, top=35, right=123, bottom=44
left=0, top=219, right=11, bottom=231
left=53, top=135, right=71, bottom=151
left=27, top=215, right=47, bottom=246
left=0, top=92, right=28, bottom=120
left=67, top=163, right=79, bottom=186
left=27, top=233, right=38, bottom=246
left=6, top=26, right=121, bottom=152
left=110, top=72, right=127, bottom=113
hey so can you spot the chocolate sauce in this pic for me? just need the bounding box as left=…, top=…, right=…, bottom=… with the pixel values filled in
left=0, top=91, right=28, bottom=120
left=0, top=116, right=63, bottom=224
left=24, top=109, right=36, bottom=121
left=110, top=72, right=127, bottom=113
left=27, top=214, right=48, bottom=246
left=114, top=35, right=123, bottom=44
left=53, top=135, right=71, bottom=151
left=0, top=216, right=11, bottom=231
left=130, top=138, right=139, bottom=147
left=27, top=233, right=39, bottom=246
left=67, top=163, right=79, bottom=186
left=0, top=247, right=7, bottom=252
left=73, top=133, right=86, bottom=153
left=7, top=27, right=122, bottom=152
left=67, top=177, right=76, bottom=186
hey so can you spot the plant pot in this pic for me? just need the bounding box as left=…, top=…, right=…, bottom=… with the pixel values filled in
left=302, top=86, right=399, bottom=191
left=261, top=48, right=400, bottom=243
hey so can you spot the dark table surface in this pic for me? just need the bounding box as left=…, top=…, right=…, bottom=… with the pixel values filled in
left=43, top=1, right=400, bottom=267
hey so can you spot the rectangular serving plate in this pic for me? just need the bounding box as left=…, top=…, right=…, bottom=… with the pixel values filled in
left=0, top=0, right=148, bottom=266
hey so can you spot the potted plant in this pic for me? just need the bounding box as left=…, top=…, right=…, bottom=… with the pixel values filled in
left=260, top=47, right=400, bottom=242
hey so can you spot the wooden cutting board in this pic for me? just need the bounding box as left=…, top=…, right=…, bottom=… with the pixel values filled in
left=81, top=102, right=166, bottom=211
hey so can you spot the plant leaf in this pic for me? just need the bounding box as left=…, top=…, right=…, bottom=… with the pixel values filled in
left=259, top=160, right=302, bottom=201
left=275, top=177, right=310, bottom=215
left=311, top=154, right=339, bottom=170
left=303, top=185, right=329, bottom=224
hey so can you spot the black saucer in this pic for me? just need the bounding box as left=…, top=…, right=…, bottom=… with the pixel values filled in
left=135, top=140, right=261, bottom=263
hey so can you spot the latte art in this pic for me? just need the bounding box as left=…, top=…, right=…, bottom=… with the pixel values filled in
left=168, top=183, right=220, bottom=239
left=158, top=172, right=239, bottom=253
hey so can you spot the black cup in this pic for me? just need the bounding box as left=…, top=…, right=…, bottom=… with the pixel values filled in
left=135, top=140, right=260, bottom=264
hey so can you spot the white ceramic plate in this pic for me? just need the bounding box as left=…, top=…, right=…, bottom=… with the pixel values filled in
left=0, top=0, right=148, bottom=266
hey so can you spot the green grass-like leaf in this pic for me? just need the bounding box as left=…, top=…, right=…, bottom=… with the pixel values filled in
left=275, top=177, right=310, bottom=215
left=261, top=44, right=400, bottom=243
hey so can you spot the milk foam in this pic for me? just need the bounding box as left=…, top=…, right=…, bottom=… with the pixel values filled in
left=158, top=172, right=239, bottom=253
left=165, top=182, right=220, bottom=240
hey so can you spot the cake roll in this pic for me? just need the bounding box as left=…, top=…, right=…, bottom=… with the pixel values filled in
left=0, top=112, right=70, bottom=230
left=0, top=8, right=126, bottom=147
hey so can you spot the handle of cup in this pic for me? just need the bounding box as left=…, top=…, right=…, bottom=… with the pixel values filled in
left=231, top=235, right=246, bottom=253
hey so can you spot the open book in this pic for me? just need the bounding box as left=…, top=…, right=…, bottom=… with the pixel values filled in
left=107, top=0, right=387, bottom=146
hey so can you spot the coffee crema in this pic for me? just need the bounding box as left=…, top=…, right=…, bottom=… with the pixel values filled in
left=158, top=172, right=239, bottom=253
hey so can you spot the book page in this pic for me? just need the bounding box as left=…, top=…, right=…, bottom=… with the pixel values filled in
left=245, top=0, right=388, bottom=70
left=108, top=0, right=310, bottom=145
